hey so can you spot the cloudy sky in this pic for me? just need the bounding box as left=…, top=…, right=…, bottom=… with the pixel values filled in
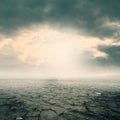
left=0, top=0, right=120, bottom=78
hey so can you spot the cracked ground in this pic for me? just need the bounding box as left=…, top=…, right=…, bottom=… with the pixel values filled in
left=0, top=79, right=120, bottom=120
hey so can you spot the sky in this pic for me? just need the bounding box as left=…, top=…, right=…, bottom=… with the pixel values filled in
left=0, top=0, right=120, bottom=79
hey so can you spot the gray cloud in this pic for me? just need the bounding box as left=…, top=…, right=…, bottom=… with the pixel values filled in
left=78, top=44, right=120, bottom=67
left=96, top=46, right=120, bottom=66
left=0, top=0, right=120, bottom=38
left=0, top=0, right=120, bottom=76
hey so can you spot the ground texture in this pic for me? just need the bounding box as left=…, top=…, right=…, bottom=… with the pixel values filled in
left=0, top=79, right=120, bottom=120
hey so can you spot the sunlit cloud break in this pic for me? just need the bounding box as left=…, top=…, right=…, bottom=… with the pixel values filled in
left=0, top=24, right=120, bottom=78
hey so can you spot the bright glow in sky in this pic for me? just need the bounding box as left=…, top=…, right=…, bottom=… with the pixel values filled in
left=0, top=24, right=120, bottom=78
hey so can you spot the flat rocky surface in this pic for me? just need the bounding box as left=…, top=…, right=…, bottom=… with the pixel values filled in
left=0, top=79, right=120, bottom=120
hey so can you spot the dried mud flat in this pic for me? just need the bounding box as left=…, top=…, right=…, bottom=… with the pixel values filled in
left=0, top=79, right=120, bottom=120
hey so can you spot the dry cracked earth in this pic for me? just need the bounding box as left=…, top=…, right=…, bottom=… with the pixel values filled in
left=0, top=79, right=120, bottom=120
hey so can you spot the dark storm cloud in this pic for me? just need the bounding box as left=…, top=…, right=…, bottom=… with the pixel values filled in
left=96, top=46, right=120, bottom=66
left=84, top=45, right=120, bottom=67
left=0, top=0, right=120, bottom=38
left=78, top=44, right=120, bottom=67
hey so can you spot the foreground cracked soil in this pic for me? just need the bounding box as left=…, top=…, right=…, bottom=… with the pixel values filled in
left=0, top=79, right=120, bottom=120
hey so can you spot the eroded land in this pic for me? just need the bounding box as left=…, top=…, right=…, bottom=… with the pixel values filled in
left=0, top=79, right=120, bottom=120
